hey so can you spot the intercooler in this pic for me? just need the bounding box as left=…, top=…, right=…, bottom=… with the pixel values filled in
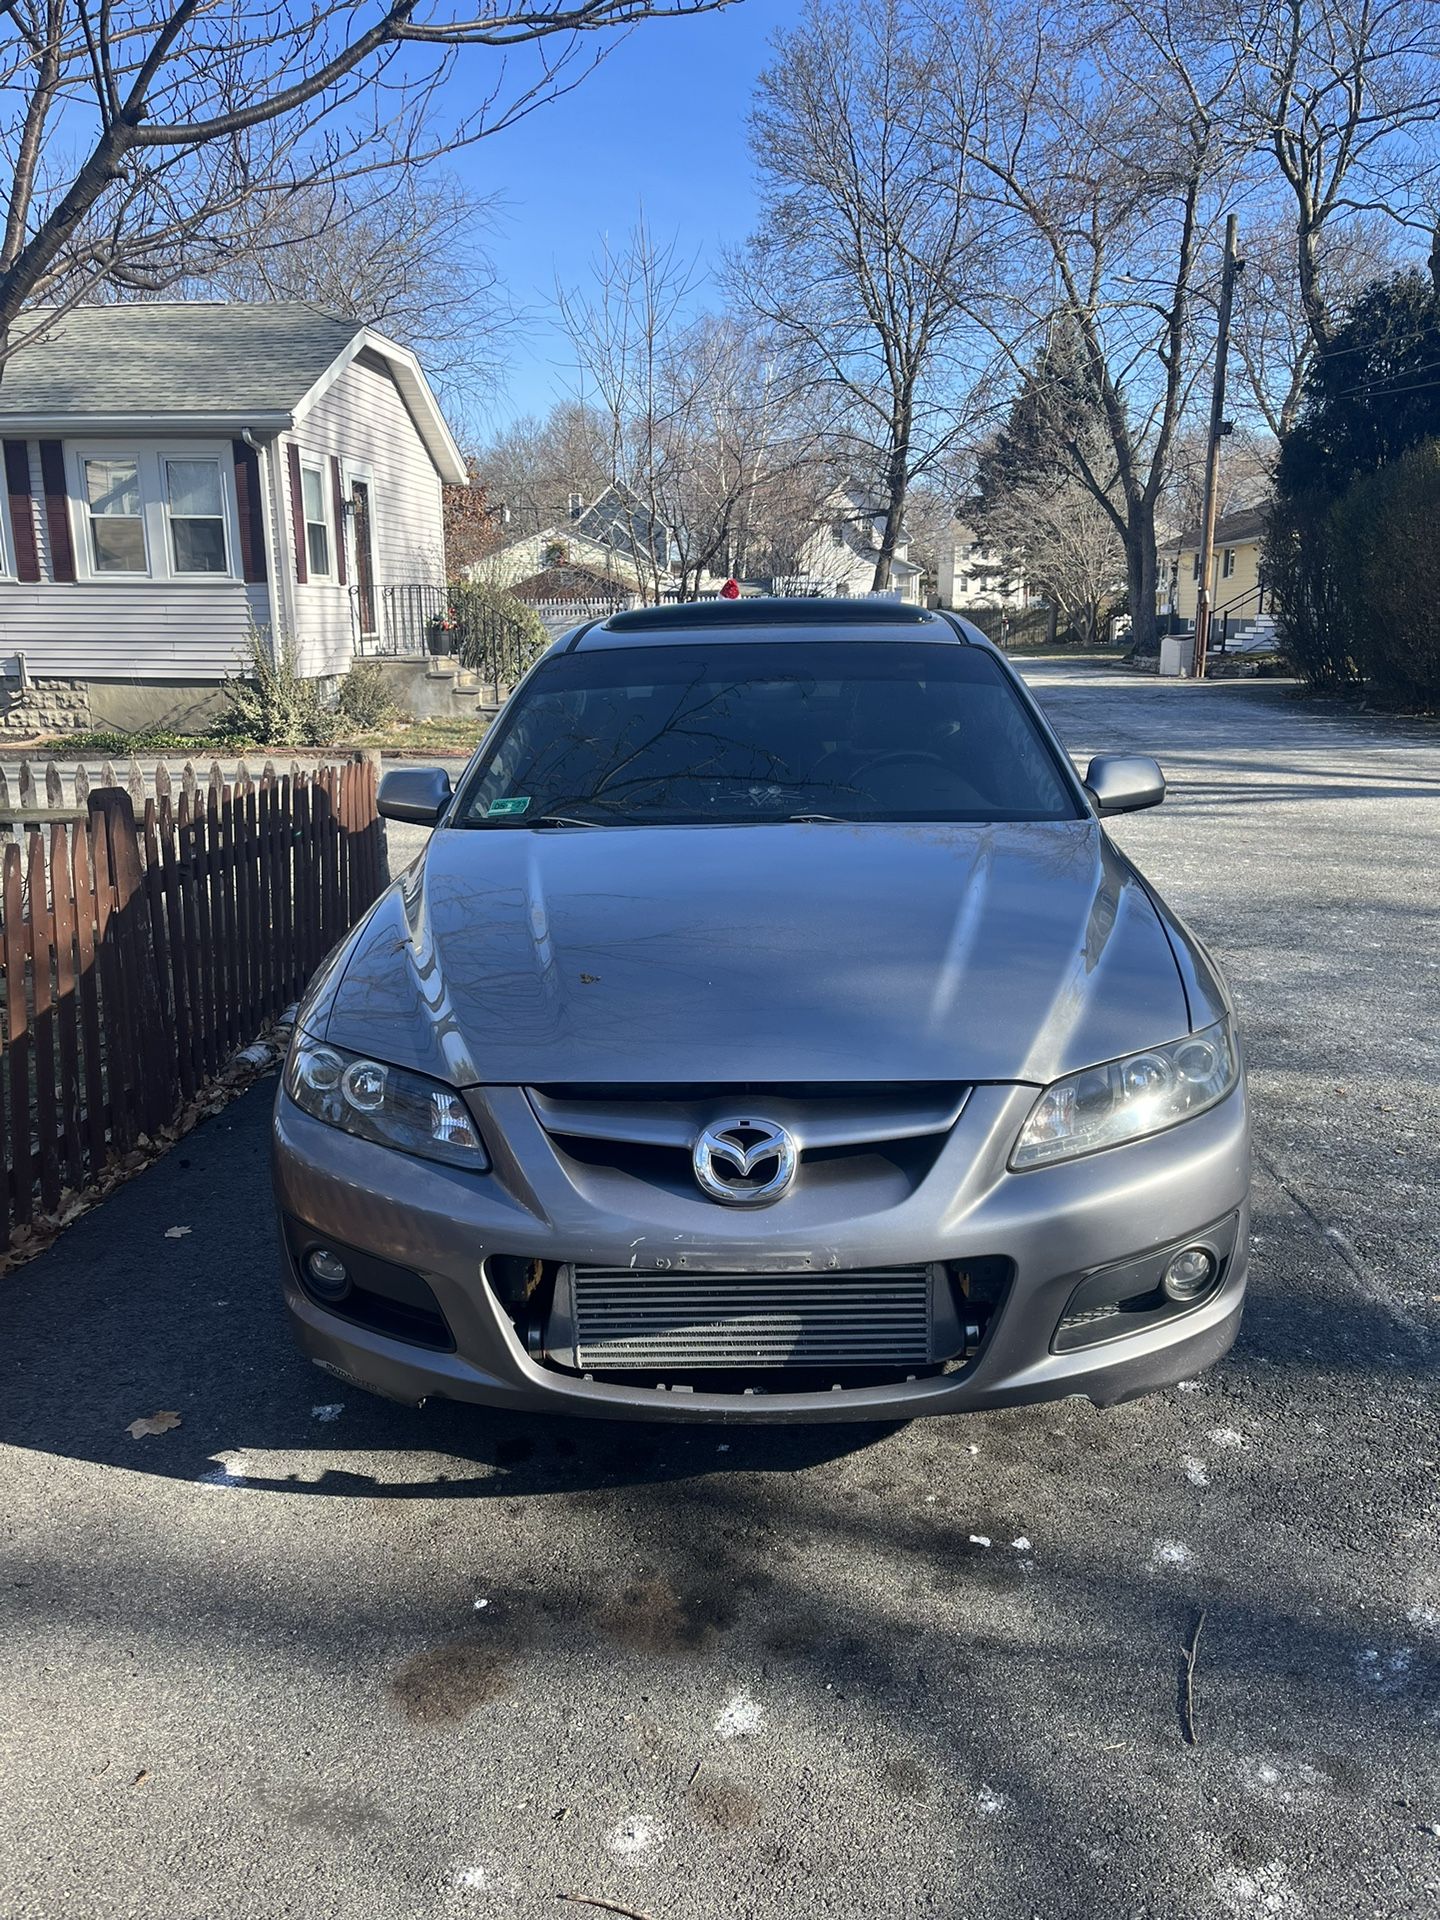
left=564, top=1263, right=936, bottom=1371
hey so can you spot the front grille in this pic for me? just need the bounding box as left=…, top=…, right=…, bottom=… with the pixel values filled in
left=570, top=1264, right=933, bottom=1370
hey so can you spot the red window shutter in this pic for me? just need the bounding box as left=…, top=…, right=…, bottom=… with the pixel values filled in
left=286, top=441, right=307, bottom=584
left=38, top=440, right=75, bottom=582
left=3, top=440, right=40, bottom=582
left=330, top=455, right=348, bottom=585
left=230, top=440, right=268, bottom=584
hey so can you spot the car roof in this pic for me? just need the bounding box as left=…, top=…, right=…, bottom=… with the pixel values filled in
left=568, top=597, right=992, bottom=650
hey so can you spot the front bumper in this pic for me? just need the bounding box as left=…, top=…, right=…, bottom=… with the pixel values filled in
left=271, top=1081, right=1251, bottom=1425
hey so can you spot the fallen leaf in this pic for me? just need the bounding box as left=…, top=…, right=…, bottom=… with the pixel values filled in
left=127, top=1411, right=182, bottom=1439
left=131, top=1769, right=150, bottom=1788
left=163, top=1225, right=191, bottom=1239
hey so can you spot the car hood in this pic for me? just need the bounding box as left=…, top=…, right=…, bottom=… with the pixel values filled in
left=319, top=821, right=1189, bottom=1088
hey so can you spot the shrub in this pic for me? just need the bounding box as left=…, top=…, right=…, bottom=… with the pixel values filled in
left=1335, top=440, right=1440, bottom=708
left=335, top=660, right=396, bottom=732
left=1269, top=270, right=1440, bottom=704
left=1265, top=493, right=1361, bottom=691
left=221, top=630, right=340, bottom=748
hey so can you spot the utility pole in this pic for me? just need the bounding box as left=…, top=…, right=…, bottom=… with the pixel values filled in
left=1193, top=214, right=1243, bottom=680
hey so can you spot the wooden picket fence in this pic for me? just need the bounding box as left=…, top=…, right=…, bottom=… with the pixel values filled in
left=0, top=756, right=383, bottom=1240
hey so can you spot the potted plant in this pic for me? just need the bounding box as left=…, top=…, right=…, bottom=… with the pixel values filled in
left=427, top=607, right=459, bottom=656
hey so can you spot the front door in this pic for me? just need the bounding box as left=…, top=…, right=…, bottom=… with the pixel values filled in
left=351, top=480, right=376, bottom=637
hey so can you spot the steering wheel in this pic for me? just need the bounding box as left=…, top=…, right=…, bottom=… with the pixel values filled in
left=850, top=748, right=954, bottom=777
left=848, top=747, right=988, bottom=812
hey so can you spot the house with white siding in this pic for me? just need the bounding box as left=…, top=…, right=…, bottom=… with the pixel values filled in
left=937, top=522, right=1037, bottom=612
left=0, top=302, right=466, bottom=733
left=789, top=485, right=925, bottom=604
left=479, top=485, right=678, bottom=598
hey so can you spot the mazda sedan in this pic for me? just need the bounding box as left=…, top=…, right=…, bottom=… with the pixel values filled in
left=272, top=600, right=1250, bottom=1422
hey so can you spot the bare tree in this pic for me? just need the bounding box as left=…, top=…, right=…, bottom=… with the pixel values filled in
left=173, top=173, right=513, bottom=418
left=896, top=479, right=959, bottom=592
left=472, top=401, right=615, bottom=538
left=0, top=0, right=732, bottom=365
left=739, top=0, right=990, bottom=590
left=555, top=222, right=828, bottom=598
left=1161, top=421, right=1275, bottom=536
left=927, top=0, right=1246, bottom=651
left=554, top=219, right=698, bottom=600
left=977, top=455, right=1126, bottom=645
left=1222, top=0, right=1440, bottom=355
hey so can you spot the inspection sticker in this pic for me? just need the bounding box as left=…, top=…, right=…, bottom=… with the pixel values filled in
left=487, top=796, right=531, bottom=817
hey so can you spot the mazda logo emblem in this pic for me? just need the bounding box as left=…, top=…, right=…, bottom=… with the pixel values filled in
left=692, top=1116, right=798, bottom=1207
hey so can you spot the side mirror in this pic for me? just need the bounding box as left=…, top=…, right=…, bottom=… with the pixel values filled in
left=378, top=765, right=453, bottom=827
left=1084, top=754, right=1165, bottom=816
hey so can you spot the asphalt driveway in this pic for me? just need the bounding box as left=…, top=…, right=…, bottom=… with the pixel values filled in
left=2, top=664, right=1437, bottom=1920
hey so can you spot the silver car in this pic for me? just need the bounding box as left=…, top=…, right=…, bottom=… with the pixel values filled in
left=272, top=601, right=1250, bottom=1423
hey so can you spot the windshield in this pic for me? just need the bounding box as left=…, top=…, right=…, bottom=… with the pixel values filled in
left=455, top=639, right=1081, bottom=828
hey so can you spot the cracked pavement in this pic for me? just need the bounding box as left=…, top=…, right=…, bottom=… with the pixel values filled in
left=1, top=662, right=1437, bottom=1920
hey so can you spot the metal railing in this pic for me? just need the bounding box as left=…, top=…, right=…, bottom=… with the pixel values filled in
left=351, top=584, right=550, bottom=692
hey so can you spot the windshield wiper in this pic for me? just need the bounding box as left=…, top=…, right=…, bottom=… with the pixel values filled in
left=785, top=812, right=849, bottom=824
left=530, top=813, right=606, bottom=829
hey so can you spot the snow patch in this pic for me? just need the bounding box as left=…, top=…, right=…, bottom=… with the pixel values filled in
left=1150, top=1538, right=1191, bottom=1568
left=1183, top=1455, right=1210, bottom=1487
left=1212, top=1858, right=1305, bottom=1915
left=1354, top=1646, right=1414, bottom=1695
left=1237, top=1755, right=1331, bottom=1806
left=969, top=1534, right=992, bottom=1548
left=453, top=1866, right=487, bottom=1890
left=1209, top=1427, right=1248, bottom=1450
left=606, top=1816, right=659, bottom=1855
left=976, top=1785, right=1007, bottom=1817
left=310, top=1403, right=344, bottom=1422
left=715, top=1691, right=763, bottom=1739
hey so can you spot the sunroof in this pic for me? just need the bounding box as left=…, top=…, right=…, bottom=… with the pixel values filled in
left=603, top=597, right=943, bottom=633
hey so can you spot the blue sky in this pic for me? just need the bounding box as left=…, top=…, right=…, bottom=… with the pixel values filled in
left=446, top=0, right=802, bottom=428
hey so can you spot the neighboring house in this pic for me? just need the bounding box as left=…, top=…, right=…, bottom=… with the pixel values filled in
left=937, top=523, right=1036, bottom=611
left=508, top=560, right=637, bottom=637
left=508, top=561, right=635, bottom=607
left=481, top=485, right=677, bottom=597
left=791, top=486, right=925, bottom=604
left=0, top=301, right=465, bottom=733
left=1159, top=505, right=1268, bottom=631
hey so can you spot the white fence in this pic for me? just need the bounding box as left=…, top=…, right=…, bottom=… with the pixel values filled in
left=771, top=578, right=904, bottom=601
left=531, top=595, right=638, bottom=636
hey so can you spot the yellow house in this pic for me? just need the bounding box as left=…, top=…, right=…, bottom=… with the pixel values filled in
left=1159, top=505, right=1268, bottom=630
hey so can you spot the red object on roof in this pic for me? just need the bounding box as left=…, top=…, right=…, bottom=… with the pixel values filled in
left=719, top=577, right=741, bottom=599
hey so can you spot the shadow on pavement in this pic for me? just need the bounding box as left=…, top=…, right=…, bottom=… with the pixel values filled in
left=0, top=1078, right=896, bottom=1500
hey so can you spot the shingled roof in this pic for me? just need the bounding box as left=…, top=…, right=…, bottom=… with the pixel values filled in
left=1, top=303, right=363, bottom=417
left=1163, top=504, right=1269, bottom=553
left=0, top=301, right=467, bottom=480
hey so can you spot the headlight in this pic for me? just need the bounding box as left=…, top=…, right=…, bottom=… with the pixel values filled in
left=1011, top=1019, right=1239, bottom=1169
left=283, top=1032, right=489, bottom=1170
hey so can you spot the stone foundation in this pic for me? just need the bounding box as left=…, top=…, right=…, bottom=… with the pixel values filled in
left=0, top=677, right=92, bottom=735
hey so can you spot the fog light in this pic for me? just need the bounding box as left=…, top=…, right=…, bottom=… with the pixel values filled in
left=305, top=1247, right=350, bottom=1301
left=1162, top=1246, right=1216, bottom=1301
